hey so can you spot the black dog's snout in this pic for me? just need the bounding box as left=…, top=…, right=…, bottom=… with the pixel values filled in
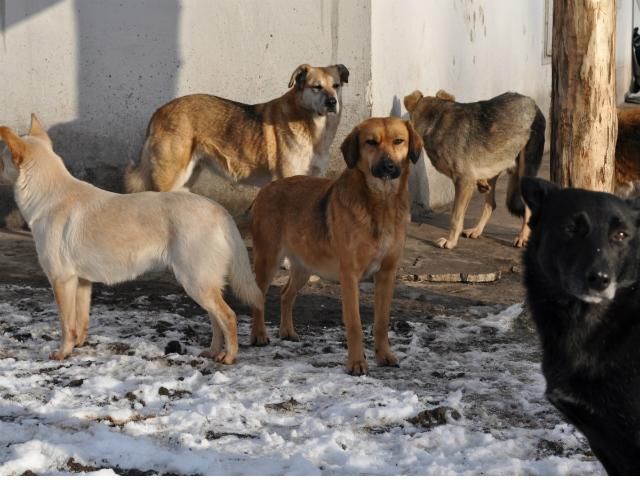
left=325, top=97, right=337, bottom=110
left=372, top=157, right=400, bottom=180
left=587, top=271, right=611, bottom=291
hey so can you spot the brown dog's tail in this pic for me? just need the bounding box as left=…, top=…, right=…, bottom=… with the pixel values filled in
left=123, top=137, right=154, bottom=193
left=506, top=107, right=546, bottom=217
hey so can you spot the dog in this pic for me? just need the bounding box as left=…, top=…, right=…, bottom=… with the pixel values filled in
left=615, top=107, right=640, bottom=197
left=0, top=115, right=262, bottom=363
left=249, top=117, right=423, bottom=375
left=404, top=89, right=545, bottom=249
left=124, top=63, right=349, bottom=193
left=521, top=177, right=640, bottom=475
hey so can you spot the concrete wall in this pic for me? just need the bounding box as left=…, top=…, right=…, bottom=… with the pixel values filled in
left=0, top=0, right=372, bottom=215
left=0, top=0, right=634, bottom=220
left=372, top=0, right=633, bottom=210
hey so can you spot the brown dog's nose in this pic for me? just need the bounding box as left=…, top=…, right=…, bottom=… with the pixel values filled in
left=372, top=157, right=400, bottom=180
left=325, top=97, right=337, bottom=110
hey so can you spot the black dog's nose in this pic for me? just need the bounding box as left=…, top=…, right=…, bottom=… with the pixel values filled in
left=587, top=271, right=611, bottom=291
left=325, top=97, right=337, bottom=108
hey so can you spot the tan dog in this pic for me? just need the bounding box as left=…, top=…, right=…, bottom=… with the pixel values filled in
left=249, top=117, right=423, bottom=375
left=0, top=115, right=261, bottom=363
left=404, top=89, right=545, bottom=249
left=615, top=107, right=640, bottom=197
left=125, top=64, right=349, bottom=193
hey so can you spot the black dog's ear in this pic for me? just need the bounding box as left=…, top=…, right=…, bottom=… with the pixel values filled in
left=405, top=120, right=423, bottom=164
left=340, top=126, right=360, bottom=169
left=288, top=64, right=310, bottom=89
left=521, top=177, right=560, bottom=216
left=625, top=196, right=640, bottom=226
left=334, top=64, right=349, bottom=85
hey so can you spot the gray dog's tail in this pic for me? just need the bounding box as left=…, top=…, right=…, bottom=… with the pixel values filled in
left=506, top=107, right=546, bottom=217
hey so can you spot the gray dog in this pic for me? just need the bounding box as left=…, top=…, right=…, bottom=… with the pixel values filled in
left=404, top=90, right=545, bottom=249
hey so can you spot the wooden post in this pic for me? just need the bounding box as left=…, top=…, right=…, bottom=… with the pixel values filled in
left=550, top=0, right=617, bottom=191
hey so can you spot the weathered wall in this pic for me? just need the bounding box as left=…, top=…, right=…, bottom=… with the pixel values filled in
left=0, top=0, right=372, bottom=216
left=372, top=0, right=633, bottom=210
left=0, top=0, right=634, bottom=220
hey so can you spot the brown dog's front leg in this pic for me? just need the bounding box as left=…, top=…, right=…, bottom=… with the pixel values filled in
left=51, top=276, right=79, bottom=360
left=339, top=270, right=367, bottom=376
left=373, top=260, right=399, bottom=368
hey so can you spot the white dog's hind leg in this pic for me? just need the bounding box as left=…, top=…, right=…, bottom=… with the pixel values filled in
left=50, top=276, right=79, bottom=360
left=75, top=278, right=92, bottom=347
left=198, top=290, right=238, bottom=364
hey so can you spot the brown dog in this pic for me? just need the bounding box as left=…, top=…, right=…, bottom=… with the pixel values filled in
left=125, top=64, right=349, bottom=193
left=249, top=117, right=422, bottom=376
left=404, top=89, right=545, bottom=249
left=615, top=107, right=640, bottom=197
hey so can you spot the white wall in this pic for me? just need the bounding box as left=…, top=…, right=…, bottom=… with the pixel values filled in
left=0, top=0, right=634, bottom=214
left=372, top=0, right=634, bottom=210
left=371, top=0, right=552, bottom=209
left=0, top=0, right=371, bottom=201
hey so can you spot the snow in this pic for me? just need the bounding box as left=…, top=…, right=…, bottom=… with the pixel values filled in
left=0, top=284, right=604, bottom=475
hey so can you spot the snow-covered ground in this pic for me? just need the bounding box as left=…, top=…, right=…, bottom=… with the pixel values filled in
left=0, top=284, right=603, bottom=475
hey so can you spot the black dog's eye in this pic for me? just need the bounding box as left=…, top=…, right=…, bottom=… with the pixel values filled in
left=393, top=138, right=404, bottom=145
left=612, top=230, right=628, bottom=242
left=365, top=139, right=378, bottom=146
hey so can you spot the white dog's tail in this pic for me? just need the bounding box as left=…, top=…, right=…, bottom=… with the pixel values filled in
left=226, top=220, right=262, bottom=309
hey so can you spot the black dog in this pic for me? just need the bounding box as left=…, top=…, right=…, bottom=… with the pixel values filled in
left=521, top=177, right=640, bottom=475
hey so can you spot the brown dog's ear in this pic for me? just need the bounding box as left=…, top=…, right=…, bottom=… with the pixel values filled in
left=29, top=113, right=52, bottom=147
left=0, top=126, right=27, bottom=167
left=340, top=126, right=360, bottom=169
left=435, top=89, right=455, bottom=101
left=403, top=90, right=423, bottom=113
left=288, top=64, right=311, bottom=89
left=334, top=64, right=349, bottom=85
left=405, top=121, right=423, bottom=164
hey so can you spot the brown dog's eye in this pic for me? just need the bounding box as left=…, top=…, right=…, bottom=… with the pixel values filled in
left=312, top=85, right=322, bottom=92
left=393, top=138, right=404, bottom=145
left=365, top=139, right=378, bottom=146
left=612, top=230, right=628, bottom=242
left=332, top=83, right=340, bottom=89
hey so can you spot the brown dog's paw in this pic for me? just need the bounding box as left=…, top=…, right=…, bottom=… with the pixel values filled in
left=345, top=358, right=368, bottom=376
left=435, top=237, right=457, bottom=249
left=279, top=329, right=300, bottom=342
left=200, top=349, right=236, bottom=365
left=250, top=332, right=270, bottom=347
left=375, top=350, right=399, bottom=368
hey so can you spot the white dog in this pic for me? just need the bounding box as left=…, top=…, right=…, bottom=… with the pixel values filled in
left=0, top=115, right=261, bottom=363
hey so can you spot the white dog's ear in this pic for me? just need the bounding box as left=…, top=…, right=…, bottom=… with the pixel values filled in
left=288, top=64, right=311, bottom=89
left=403, top=90, right=423, bottom=113
left=29, top=113, right=52, bottom=148
left=0, top=126, right=27, bottom=167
